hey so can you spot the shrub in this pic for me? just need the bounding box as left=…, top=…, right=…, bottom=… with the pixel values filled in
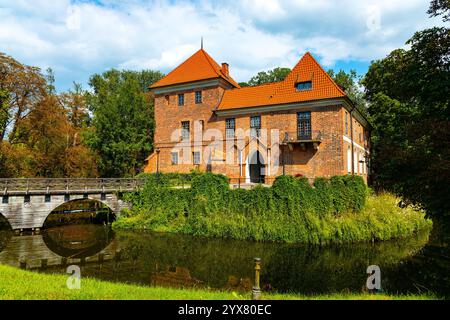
left=114, top=172, right=431, bottom=244
left=190, top=173, right=229, bottom=216
left=313, top=177, right=334, bottom=217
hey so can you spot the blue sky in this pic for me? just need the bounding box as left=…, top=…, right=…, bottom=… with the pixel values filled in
left=0, top=0, right=444, bottom=92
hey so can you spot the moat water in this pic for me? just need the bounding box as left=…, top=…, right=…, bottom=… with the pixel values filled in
left=0, top=215, right=448, bottom=298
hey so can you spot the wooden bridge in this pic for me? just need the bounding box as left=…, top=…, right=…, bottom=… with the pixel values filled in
left=0, top=178, right=146, bottom=232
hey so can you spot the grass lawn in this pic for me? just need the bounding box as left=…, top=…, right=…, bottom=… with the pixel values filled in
left=0, top=265, right=436, bottom=300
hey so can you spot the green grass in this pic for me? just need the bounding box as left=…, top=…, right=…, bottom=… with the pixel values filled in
left=0, top=265, right=436, bottom=300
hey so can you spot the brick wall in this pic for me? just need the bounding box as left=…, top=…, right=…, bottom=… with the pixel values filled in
left=145, top=85, right=368, bottom=183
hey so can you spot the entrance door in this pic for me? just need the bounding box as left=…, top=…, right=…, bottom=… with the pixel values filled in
left=249, top=151, right=265, bottom=183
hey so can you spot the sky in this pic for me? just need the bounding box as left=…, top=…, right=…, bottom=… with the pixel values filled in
left=0, top=0, right=445, bottom=92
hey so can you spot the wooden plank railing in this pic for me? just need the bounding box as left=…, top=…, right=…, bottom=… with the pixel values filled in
left=0, top=178, right=147, bottom=195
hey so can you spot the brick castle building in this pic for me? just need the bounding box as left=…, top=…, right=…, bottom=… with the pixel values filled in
left=143, top=48, right=370, bottom=184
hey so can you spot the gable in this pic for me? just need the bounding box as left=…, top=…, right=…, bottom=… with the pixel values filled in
left=217, top=52, right=346, bottom=111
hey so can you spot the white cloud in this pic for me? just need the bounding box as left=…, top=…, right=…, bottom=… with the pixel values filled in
left=0, top=0, right=444, bottom=91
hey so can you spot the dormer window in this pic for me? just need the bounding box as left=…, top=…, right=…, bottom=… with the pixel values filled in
left=296, top=81, right=312, bottom=91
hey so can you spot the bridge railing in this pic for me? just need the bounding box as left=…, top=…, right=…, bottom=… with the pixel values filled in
left=0, top=178, right=147, bottom=195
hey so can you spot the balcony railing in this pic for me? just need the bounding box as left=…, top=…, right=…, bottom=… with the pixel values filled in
left=282, top=130, right=322, bottom=143
left=281, top=130, right=322, bottom=150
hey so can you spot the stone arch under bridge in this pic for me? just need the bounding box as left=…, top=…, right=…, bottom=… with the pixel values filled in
left=0, top=178, right=144, bottom=232
left=0, top=193, right=129, bottom=231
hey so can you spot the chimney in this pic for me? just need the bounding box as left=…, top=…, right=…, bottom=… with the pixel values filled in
left=221, top=63, right=229, bottom=77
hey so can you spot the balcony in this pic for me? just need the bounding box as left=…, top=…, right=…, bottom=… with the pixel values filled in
left=281, top=130, right=322, bottom=150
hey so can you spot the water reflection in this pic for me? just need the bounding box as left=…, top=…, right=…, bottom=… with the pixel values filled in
left=43, top=224, right=115, bottom=259
left=0, top=230, right=12, bottom=253
left=0, top=223, right=448, bottom=297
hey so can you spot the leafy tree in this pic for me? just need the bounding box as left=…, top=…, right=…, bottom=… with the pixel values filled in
left=428, top=0, right=450, bottom=21
left=45, top=67, right=56, bottom=95
left=327, top=69, right=367, bottom=117
left=8, top=93, right=98, bottom=177
left=242, top=67, right=291, bottom=86
left=0, top=52, right=47, bottom=142
left=85, top=69, right=163, bottom=177
left=60, top=83, right=90, bottom=130
left=0, top=53, right=98, bottom=178
left=362, top=25, right=450, bottom=216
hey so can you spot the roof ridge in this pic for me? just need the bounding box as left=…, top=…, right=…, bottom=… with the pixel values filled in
left=200, top=49, right=221, bottom=77
left=200, top=49, right=240, bottom=88
left=305, top=52, right=347, bottom=97
left=150, top=48, right=240, bottom=89
left=159, top=49, right=203, bottom=83
left=228, top=81, right=280, bottom=91
left=217, top=51, right=348, bottom=111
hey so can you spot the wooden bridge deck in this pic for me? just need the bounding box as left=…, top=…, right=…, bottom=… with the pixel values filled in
left=0, top=178, right=147, bottom=195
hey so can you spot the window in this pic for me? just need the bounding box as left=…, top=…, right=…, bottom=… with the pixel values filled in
left=347, top=147, right=352, bottom=173
left=83, top=193, right=88, bottom=199
left=171, top=152, right=178, bottom=165
left=226, top=118, right=235, bottom=138
left=198, top=120, right=204, bottom=132
left=24, top=195, right=30, bottom=203
left=2, top=195, right=8, bottom=204
left=195, top=91, right=202, bottom=104
left=181, top=121, right=190, bottom=140
left=45, top=194, right=51, bottom=203
left=250, top=115, right=261, bottom=137
left=359, top=151, right=363, bottom=174
left=64, top=194, right=70, bottom=202
left=297, top=111, right=311, bottom=139
left=345, top=112, right=349, bottom=136
left=178, top=93, right=184, bottom=106
left=193, top=152, right=201, bottom=165
left=101, top=193, right=106, bottom=201
left=296, top=81, right=312, bottom=91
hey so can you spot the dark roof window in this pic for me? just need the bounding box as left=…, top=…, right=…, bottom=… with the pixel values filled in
left=296, top=81, right=312, bottom=91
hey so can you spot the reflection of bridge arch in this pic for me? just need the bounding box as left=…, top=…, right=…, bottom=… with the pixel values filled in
left=0, top=212, right=13, bottom=253
left=43, top=224, right=115, bottom=259
left=0, top=225, right=118, bottom=269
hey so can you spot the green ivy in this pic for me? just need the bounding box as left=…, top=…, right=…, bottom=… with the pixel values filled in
left=114, top=173, right=430, bottom=244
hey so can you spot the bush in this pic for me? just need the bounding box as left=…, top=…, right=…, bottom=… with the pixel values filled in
left=114, top=172, right=431, bottom=244
left=190, top=173, right=229, bottom=216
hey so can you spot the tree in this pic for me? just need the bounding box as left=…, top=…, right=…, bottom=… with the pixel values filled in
left=428, top=0, right=450, bottom=21
left=0, top=53, right=47, bottom=142
left=45, top=67, right=56, bottom=95
left=0, top=53, right=98, bottom=178
left=362, top=25, right=450, bottom=216
left=8, top=93, right=98, bottom=178
left=85, top=69, right=163, bottom=177
left=327, top=69, right=367, bottom=117
left=242, top=67, right=291, bottom=87
left=60, top=83, right=90, bottom=130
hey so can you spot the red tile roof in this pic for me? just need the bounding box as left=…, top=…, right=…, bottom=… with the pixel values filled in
left=217, top=52, right=346, bottom=110
left=150, top=49, right=240, bottom=89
